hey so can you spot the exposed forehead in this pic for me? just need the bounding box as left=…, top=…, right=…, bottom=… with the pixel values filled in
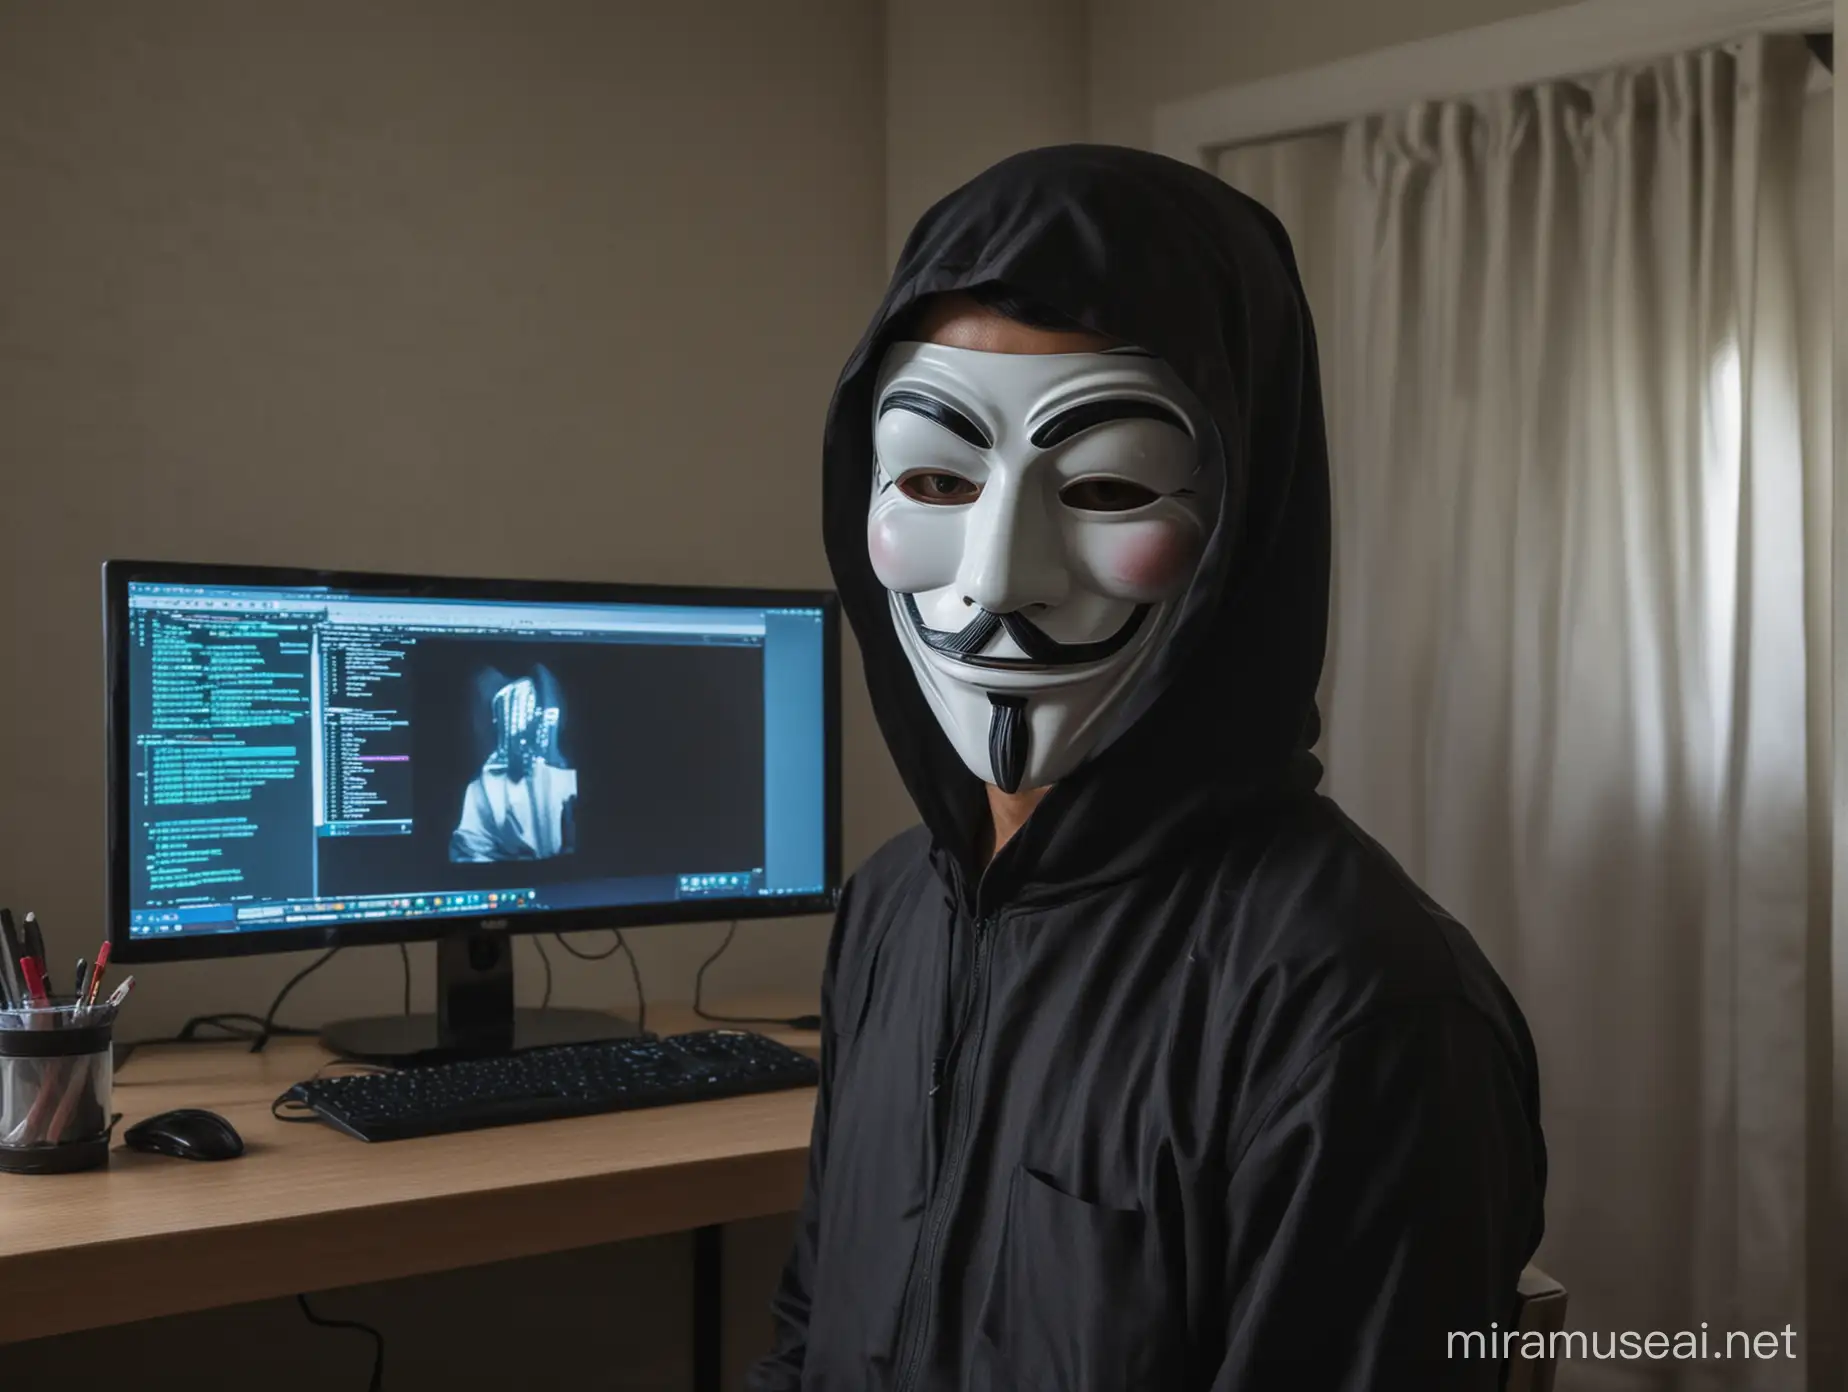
left=906, top=291, right=1118, bottom=355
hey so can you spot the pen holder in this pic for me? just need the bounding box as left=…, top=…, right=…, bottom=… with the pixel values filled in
left=0, top=999, right=116, bottom=1174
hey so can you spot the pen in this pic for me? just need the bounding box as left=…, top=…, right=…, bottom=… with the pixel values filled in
left=0, top=909, right=22, bottom=1010
left=12, top=1073, right=57, bottom=1146
left=44, top=1056, right=93, bottom=1144
left=73, top=958, right=89, bottom=1004
left=104, top=976, right=135, bottom=1011
left=85, top=941, right=111, bottom=1008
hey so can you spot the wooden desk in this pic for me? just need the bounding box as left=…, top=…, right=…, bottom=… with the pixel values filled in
left=0, top=1003, right=819, bottom=1376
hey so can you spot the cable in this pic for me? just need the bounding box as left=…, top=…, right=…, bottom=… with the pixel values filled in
left=552, top=930, right=622, bottom=961
left=271, top=1059, right=391, bottom=1124
left=118, top=1009, right=316, bottom=1068
left=251, top=946, right=341, bottom=1053
left=297, top=1293, right=384, bottom=1392
left=116, top=1013, right=311, bottom=1070
left=692, top=922, right=820, bottom=1031
left=174, top=1013, right=308, bottom=1043
left=531, top=934, right=553, bottom=1009
left=615, top=930, right=646, bottom=1037
left=271, top=1092, right=319, bottom=1124
left=553, top=930, right=645, bottom=1033
left=118, top=943, right=401, bottom=1067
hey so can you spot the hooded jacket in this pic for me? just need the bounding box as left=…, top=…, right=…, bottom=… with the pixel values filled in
left=749, top=145, right=1545, bottom=1392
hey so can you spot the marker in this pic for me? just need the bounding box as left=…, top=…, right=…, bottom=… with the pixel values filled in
left=21, top=914, right=45, bottom=973
left=21, top=914, right=49, bottom=997
left=19, top=957, right=48, bottom=1008
left=73, top=958, right=89, bottom=1006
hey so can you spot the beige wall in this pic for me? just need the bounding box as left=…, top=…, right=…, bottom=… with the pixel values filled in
left=0, top=1, right=883, bottom=1385
left=1085, top=0, right=1574, bottom=148
left=0, top=0, right=899, bottom=1040
left=880, top=0, right=1579, bottom=264
left=885, top=0, right=1087, bottom=264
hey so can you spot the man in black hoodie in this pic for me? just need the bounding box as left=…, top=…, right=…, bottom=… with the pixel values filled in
left=749, top=145, right=1546, bottom=1391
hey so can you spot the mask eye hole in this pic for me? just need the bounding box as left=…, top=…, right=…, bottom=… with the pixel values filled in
left=896, top=470, right=981, bottom=505
left=1059, top=478, right=1160, bottom=512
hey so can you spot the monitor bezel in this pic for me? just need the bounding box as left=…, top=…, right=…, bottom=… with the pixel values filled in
left=104, top=559, right=842, bottom=966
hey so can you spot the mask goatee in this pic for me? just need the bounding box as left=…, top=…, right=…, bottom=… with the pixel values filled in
left=987, top=695, right=1029, bottom=794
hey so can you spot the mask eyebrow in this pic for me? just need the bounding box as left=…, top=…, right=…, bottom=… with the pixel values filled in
left=878, top=389, right=992, bottom=450
left=1030, top=397, right=1190, bottom=450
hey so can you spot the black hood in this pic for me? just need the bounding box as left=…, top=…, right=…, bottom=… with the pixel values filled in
left=824, top=144, right=1330, bottom=900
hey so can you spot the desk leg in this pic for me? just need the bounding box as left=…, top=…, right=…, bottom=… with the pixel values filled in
left=694, top=1224, right=722, bottom=1392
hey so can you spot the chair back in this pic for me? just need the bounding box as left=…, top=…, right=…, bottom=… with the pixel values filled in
left=1503, top=1265, right=1568, bottom=1392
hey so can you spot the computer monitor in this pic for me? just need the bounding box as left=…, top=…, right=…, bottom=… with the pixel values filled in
left=104, top=560, right=840, bottom=1062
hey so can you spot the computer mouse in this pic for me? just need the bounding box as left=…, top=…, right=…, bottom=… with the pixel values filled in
left=123, top=1108, right=245, bottom=1162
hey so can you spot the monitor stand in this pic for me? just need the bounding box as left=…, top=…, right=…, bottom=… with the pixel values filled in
left=320, top=929, right=640, bottom=1066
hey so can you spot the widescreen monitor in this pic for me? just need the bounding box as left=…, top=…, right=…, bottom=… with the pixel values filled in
left=104, top=562, right=839, bottom=999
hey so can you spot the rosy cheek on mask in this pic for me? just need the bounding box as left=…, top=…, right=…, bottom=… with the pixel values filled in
left=867, top=514, right=899, bottom=582
left=867, top=511, right=960, bottom=594
left=1085, top=519, right=1205, bottom=603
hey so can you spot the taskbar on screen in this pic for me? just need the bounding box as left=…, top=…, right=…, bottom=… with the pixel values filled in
left=129, top=867, right=818, bottom=938
left=129, top=889, right=540, bottom=936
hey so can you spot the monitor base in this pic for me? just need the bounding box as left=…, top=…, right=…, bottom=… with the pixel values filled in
left=322, top=1007, right=640, bottom=1067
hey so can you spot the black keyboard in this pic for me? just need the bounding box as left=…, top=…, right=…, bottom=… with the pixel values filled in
left=285, top=1030, right=820, bottom=1142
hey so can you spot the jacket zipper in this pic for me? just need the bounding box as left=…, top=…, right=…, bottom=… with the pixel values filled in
left=893, top=911, right=995, bottom=1392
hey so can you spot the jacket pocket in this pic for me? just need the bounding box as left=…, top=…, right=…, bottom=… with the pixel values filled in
left=971, top=1165, right=1181, bottom=1392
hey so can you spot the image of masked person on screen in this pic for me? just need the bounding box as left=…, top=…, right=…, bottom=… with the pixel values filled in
left=449, top=664, right=578, bottom=863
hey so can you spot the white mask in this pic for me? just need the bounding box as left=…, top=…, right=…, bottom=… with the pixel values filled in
left=868, top=341, right=1216, bottom=792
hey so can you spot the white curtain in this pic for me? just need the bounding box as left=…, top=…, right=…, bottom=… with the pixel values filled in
left=1217, top=36, right=1830, bottom=1392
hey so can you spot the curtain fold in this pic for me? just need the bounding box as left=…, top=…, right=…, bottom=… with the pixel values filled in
left=1217, top=35, right=1825, bottom=1392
